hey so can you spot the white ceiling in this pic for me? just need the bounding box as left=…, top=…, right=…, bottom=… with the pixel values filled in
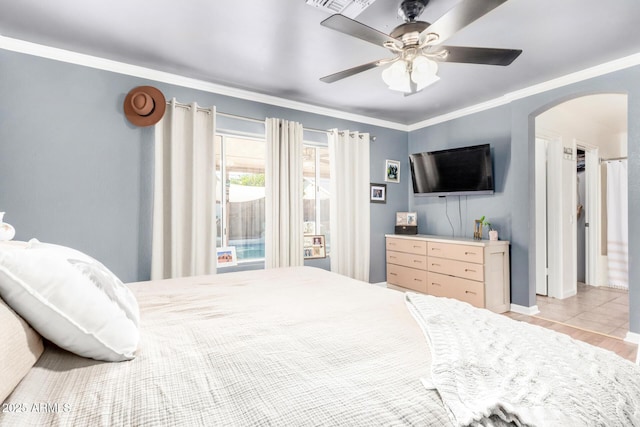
left=1, top=0, right=640, bottom=126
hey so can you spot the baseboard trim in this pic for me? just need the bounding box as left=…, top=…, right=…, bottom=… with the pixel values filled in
left=510, top=304, right=540, bottom=316
left=624, top=331, right=640, bottom=344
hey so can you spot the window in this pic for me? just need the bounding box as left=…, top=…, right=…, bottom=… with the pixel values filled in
left=303, top=145, right=331, bottom=253
left=215, top=134, right=331, bottom=262
left=215, top=134, right=266, bottom=262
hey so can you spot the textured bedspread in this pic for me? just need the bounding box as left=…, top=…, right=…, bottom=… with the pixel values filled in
left=406, top=293, right=640, bottom=427
left=1, top=267, right=451, bottom=426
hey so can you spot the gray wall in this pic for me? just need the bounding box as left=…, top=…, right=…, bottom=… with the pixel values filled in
left=408, top=65, right=640, bottom=334
left=408, top=105, right=512, bottom=241
left=0, top=49, right=407, bottom=284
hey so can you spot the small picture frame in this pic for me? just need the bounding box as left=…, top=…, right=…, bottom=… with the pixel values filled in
left=396, top=212, right=418, bottom=226
left=370, top=183, right=387, bottom=204
left=385, top=159, right=400, bottom=183
left=216, top=246, right=237, bottom=267
left=303, top=235, right=326, bottom=259
left=407, top=212, right=417, bottom=226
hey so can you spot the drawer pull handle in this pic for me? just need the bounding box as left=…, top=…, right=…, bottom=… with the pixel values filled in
left=413, top=260, right=423, bottom=264
left=465, top=251, right=476, bottom=255
left=431, top=247, right=441, bottom=251
left=389, top=242, right=396, bottom=246
left=464, top=268, right=476, bottom=273
left=389, top=272, right=398, bottom=276
left=432, top=283, right=441, bottom=286
left=414, top=278, right=422, bottom=282
left=413, top=245, right=422, bottom=248
left=431, top=263, right=440, bottom=267
left=389, top=256, right=397, bottom=259
left=465, top=290, right=477, bottom=295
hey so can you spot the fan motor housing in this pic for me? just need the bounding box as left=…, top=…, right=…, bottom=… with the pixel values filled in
left=390, top=21, right=430, bottom=41
left=398, top=0, right=430, bottom=22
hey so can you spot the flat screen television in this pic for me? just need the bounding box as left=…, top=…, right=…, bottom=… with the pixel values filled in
left=409, top=144, right=494, bottom=196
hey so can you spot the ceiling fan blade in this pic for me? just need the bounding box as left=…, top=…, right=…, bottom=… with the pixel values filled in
left=422, top=0, right=508, bottom=45
left=321, top=14, right=398, bottom=47
left=438, top=46, right=522, bottom=65
left=320, top=59, right=385, bottom=83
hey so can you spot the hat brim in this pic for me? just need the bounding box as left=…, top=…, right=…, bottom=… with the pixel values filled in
left=124, top=86, right=167, bottom=127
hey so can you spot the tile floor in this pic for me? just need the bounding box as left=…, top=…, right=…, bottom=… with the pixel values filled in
left=536, top=282, right=629, bottom=338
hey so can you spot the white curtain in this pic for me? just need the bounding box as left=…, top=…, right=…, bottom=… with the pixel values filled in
left=151, top=100, right=217, bottom=279
left=265, top=118, right=304, bottom=268
left=606, top=160, right=628, bottom=289
left=329, top=129, right=370, bottom=281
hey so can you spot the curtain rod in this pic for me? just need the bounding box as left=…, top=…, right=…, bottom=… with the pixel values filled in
left=166, top=100, right=376, bottom=141
left=600, top=156, right=628, bottom=162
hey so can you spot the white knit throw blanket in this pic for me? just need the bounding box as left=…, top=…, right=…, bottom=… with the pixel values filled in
left=405, top=293, right=640, bottom=427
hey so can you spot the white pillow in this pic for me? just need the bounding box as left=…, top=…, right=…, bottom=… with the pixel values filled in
left=0, top=239, right=139, bottom=362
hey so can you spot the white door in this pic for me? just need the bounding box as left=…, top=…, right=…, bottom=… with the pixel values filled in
left=583, top=146, right=600, bottom=286
left=546, top=137, right=564, bottom=298
left=535, top=138, right=549, bottom=295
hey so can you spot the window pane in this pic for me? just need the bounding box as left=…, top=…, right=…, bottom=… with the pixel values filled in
left=215, top=135, right=223, bottom=248
left=302, top=145, right=331, bottom=255
left=317, top=147, right=331, bottom=253
left=224, top=136, right=265, bottom=261
left=303, top=146, right=316, bottom=234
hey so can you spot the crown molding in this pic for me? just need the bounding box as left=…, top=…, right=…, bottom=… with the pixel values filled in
left=408, top=52, right=640, bottom=131
left=0, top=36, right=409, bottom=132
left=2, top=36, right=639, bottom=134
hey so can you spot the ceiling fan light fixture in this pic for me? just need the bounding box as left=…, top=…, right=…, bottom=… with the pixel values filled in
left=388, top=80, right=412, bottom=93
left=411, top=55, right=440, bottom=90
left=382, top=60, right=412, bottom=92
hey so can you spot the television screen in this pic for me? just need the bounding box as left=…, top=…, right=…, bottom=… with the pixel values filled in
left=409, top=144, right=494, bottom=196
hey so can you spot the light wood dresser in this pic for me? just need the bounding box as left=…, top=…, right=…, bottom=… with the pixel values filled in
left=385, top=234, right=510, bottom=313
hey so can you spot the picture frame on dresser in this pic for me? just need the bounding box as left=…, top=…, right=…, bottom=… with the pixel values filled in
left=396, top=212, right=417, bottom=226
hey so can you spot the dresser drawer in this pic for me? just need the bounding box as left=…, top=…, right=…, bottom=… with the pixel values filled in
left=427, top=242, right=484, bottom=264
left=428, top=272, right=485, bottom=308
left=386, top=238, right=427, bottom=255
left=387, top=251, right=427, bottom=270
left=427, top=257, right=484, bottom=282
left=387, top=264, right=427, bottom=293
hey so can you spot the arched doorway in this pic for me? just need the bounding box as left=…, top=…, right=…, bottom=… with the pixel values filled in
left=532, top=93, right=629, bottom=337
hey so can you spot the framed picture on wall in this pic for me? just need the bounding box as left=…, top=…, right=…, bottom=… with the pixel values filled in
left=216, top=246, right=237, bottom=268
left=370, top=183, right=387, bottom=203
left=303, top=235, right=326, bottom=259
left=385, top=159, right=400, bottom=183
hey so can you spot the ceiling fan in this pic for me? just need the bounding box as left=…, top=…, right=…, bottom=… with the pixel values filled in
left=319, top=0, right=522, bottom=94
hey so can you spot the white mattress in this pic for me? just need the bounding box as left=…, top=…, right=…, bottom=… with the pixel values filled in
left=1, top=267, right=451, bottom=426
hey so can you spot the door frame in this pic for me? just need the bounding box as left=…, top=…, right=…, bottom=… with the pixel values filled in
left=535, top=133, right=564, bottom=298
left=534, top=136, right=549, bottom=296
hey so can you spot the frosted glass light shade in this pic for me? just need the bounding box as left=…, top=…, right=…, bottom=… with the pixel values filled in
left=411, top=56, right=440, bottom=91
left=382, top=60, right=411, bottom=92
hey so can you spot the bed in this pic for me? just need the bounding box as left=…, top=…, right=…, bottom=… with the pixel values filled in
left=1, top=261, right=640, bottom=426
